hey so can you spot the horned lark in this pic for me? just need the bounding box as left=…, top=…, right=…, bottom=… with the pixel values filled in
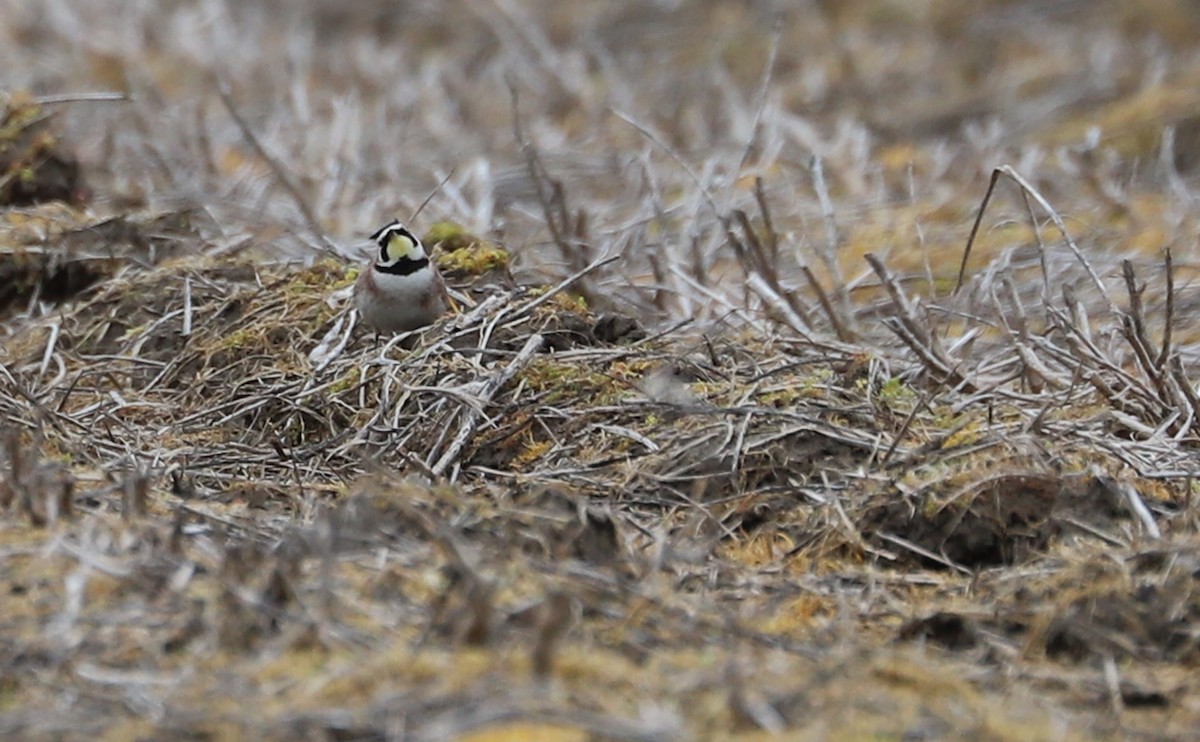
left=355, top=219, right=448, bottom=334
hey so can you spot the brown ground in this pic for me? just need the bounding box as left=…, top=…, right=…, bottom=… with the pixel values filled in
left=3, top=1, right=1200, bottom=739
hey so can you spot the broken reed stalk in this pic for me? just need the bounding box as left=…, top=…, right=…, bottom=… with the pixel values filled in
left=729, top=208, right=818, bottom=333
left=509, top=254, right=622, bottom=321
left=955, top=166, right=1113, bottom=313
left=431, top=333, right=546, bottom=478
left=1120, top=260, right=1160, bottom=385
left=33, top=91, right=129, bottom=105
left=866, top=252, right=973, bottom=391
left=510, top=83, right=589, bottom=276
left=216, top=79, right=339, bottom=256
left=611, top=107, right=722, bottom=222
left=752, top=178, right=780, bottom=268
left=809, top=155, right=852, bottom=321
left=1156, top=248, right=1174, bottom=370
left=800, top=265, right=855, bottom=343
left=1115, top=258, right=1200, bottom=437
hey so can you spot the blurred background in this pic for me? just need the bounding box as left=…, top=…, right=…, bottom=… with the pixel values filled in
left=3, top=0, right=1200, bottom=323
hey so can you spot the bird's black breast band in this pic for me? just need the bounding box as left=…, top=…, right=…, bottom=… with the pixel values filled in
left=376, top=256, right=430, bottom=277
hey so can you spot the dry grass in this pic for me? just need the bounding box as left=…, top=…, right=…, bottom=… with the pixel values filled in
left=3, top=1, right=1200, bottom=739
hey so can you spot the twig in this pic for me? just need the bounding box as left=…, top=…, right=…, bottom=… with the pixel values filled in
left=1016, top=188, right=1052, bottom=308
left=955, top=166, right=1112, bottom=311
left=732, top=209, right=815, bottom=330
left=1102, top=655, right=1125, bottom=716
left=216, top=79, right=339, bottom=255
left=810, top=155, right=850, bottom=319
left=745, top=274, right=812, bottom=338
left=867, top=253, right=972, bottom=390
left=800, top=265, right=854, bottom=342
left=611, top=108, right=723, bottom=223
left=182, top=276, right=193, bottom=337
left=956, top=168, right=1001, bottom=295
left=1116, top=261, right=1187, bottom=430
left=410, top=168, right=457, bottom=224
left=508, top=255, right=621, bottom=321
left=1116, top=478, right=1161, bottom=539
left=1120, top=260, right=1159, bottom=382
left=879, top=381, right=949, bottom=467
left=753, top=177, right=780, bottom=268
left=510, top=83, right=581, bottom=270
left=720, top=19, right=782, bottom=213
left=1168, top=355, right=1200, bottom=437
left=866, top=253, right=929, bottom=345
left=1155, top=249, right=1174, bottom=370
left=33, top=92, right=129, bottom=105
left=875, top=530, right=971, bottom=574
left=431, top=333, right=546, bottom=477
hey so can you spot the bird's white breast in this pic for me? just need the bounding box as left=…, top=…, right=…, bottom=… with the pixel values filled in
left=355, top=265, right=442, bottom=333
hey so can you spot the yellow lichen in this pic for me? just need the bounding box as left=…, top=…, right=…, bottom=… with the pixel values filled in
left=512, top=437, right=554, bottom=469
left=422, top=220, right=470, bottom=246
left=328, top=366, right=361, bottom=394
left=537, top=292, right=587, bottom=315
left=425, top=221, right=511, bottom=276
left=219, top=327, right=260, bottom=351
left=941, top=419, right=982, bottom=449
left=520, top=357, right=625, bottom=406
left=607, top=359, right=655, bottom=379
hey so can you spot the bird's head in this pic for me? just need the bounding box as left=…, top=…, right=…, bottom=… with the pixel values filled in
left=370, top=219, right=427, bottom=266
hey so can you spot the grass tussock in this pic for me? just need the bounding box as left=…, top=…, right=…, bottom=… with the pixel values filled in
left=3, top=1, right=1200, bottom=739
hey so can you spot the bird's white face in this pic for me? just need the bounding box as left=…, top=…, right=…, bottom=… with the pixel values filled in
left=371, top=221, right=427, bottom=268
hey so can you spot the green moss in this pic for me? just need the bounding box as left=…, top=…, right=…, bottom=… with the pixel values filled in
left=287, top=260, right=347, bottom=290
left=219, top=327, right=258, bottom=351
left=0, top=98, right=43, bottom=143
left=920, top=491, right=949, bottom=518
left=608, top=359, right=657, bottom=384
left=877, top=376, right=917, bottom=405
left=423, top=221, right=469, bottom=245
left=758, top=368, right=835, bottom=407
left=521, top=358, right=625, bottom=406
left=118, top=322, right=151, bottom=343
left=425, top=221, right=511, bottom=277
left=513, top=438, right=554, bottom=468
left=438, top=244, right=510, bottom=275
left=539, top=292, right=587, bottom=315
left=328, top=366, right=361, bottom=394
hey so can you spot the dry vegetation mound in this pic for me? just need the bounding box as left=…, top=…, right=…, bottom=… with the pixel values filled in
left=3, top=1, right=1200, bottom=739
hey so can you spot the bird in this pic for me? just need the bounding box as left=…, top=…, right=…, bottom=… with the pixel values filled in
left=354, top=219, right=448, bottom=335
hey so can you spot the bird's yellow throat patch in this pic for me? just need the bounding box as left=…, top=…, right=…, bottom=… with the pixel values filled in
left=385, top=232, right=420, bottom=263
